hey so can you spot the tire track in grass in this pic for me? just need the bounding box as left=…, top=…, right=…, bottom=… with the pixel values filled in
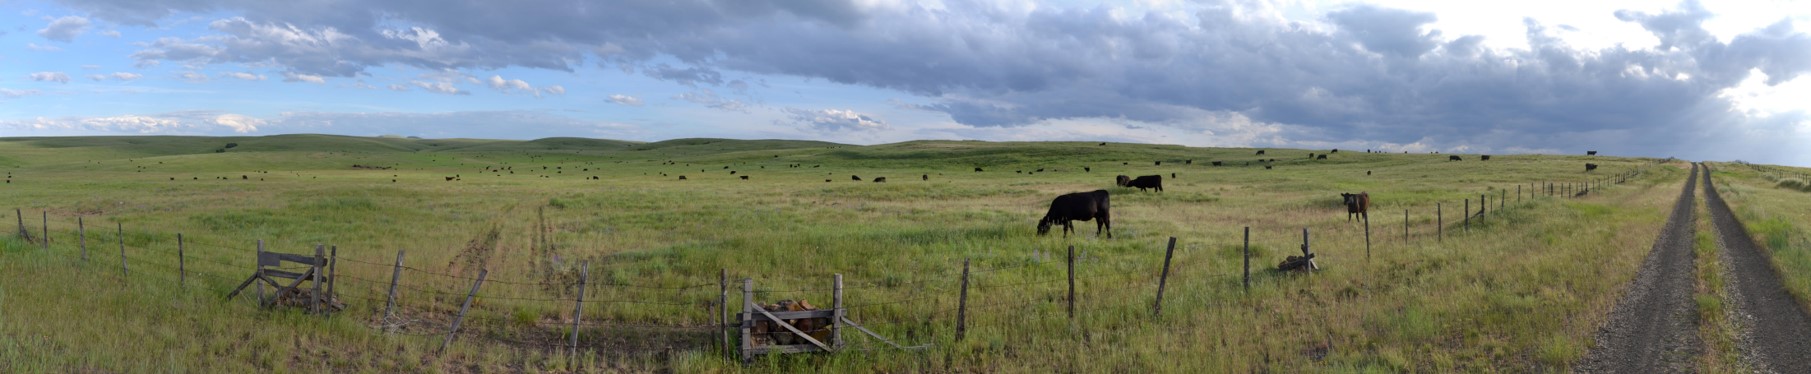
left=1702, top=165, right=1811, bottom=374
left=1576, top=163, right=1700, bottom=373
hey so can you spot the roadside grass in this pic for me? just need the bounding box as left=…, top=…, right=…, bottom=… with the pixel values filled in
left=1703, top=163, right=1811, bottom=313
left=0, top=135, right=1686, bottom=371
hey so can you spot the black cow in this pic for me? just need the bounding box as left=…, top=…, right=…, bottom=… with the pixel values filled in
left=740, top=176, right=749, bottom=180
left=922, top=174, right=929, bottom=181
left=1316, top=154, right=1328, bottom=160
left=1586, top=163, right=1598, bottom=172
left=1449, top=155, right=1463, bottom=161
left=1265, top=165, right=1273, bottom=170
left=1587, top=151, right=1598, bottom=156
left=975, top=167, right=984, bottom=172
left=852, top=175, right=862, bottom=181
left=1341, top=192, right=1370, bottom=222
left=1330, top=149, right=1339, bottom=153
left=1212, top=161, right=1223, bottom=166
left=1256, top=150, right=1266, bottom=155
left=1037, top=190, right=1112, bottom=238
left=679, top=176, right=687, bottom=180
left=1186, top=159, right=1193, bottom=165
left=1480, top=155, right=1491, bottom=161
left=1125, top=175, right=1163, bottom=192
left=1084, top=167, right=1091, bottom=172
left=1170, top=173, right=1176, bottom=179
left=1308, top=153, right=1315, bottom=159
left=1115, top=175, right=1132, bottom=186
left=1037, top=168, right=1045, bottom=172
left=1154, top=161, right=1162, bottom=166
left=874, top=177, right=887, bottom=183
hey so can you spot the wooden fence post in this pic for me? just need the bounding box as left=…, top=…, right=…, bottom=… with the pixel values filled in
left=1242, top=227, right=1251, bottom=291
left=257, top=240, right=266, bottom=306
left=383, top=249, right=404, bottom=327
left=312, top=244, right=324, bottom=314
left=1363, top=215, right=1371, bottom=260
left=570, top=261, right=588, bottom=362
left=1437, top=203, right=1443, bottom=242
left=1403, top=209, right=1409, bottom=243
left=1500, top=190, right=1505, bottom=209
left=178, top=233, right=186, bottom=289
left=719, top=268, right=728, bottom=358
left=13, top=208, right=22, bottom=241
left=440, top=268, right=487, bottom=353
left=833, top=273, right=843, bottom=350
left=1463, top=199, right=1470, bottom=232
left=327, top=246, right=337, bottom=314
left=1153, top=237, right=1176, bottom=317
left=1302, top=228, right=1311, bottom=273
left=957, top=259, right=970, bottom=341
left=41, top=210, right=48, bottom=250
left=741, top=278, right=753, bottom=364
left=78, top=216, right=86, bottom=261
left=1480, top=194, right=1486, bottom=224
left=1067, top=245, right=1076, bottom=320
left=118, top=222, right=127, bottom=280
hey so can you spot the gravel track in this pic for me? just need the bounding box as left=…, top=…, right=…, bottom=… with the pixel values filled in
left=1575, top=163, right=1701, bottom=374
left=1702, top=165, right=1811, bottom=374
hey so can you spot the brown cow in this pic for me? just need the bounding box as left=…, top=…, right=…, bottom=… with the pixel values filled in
left=1341, top=192, right=1370, bottom=222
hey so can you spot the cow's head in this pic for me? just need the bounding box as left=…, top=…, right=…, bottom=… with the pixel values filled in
left=1341, top=193, right=1357, bottom=207
left=1037, top=217, right=1053, bottom=236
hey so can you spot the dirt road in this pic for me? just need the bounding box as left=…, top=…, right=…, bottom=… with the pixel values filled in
left=1575, top=163, right=1701, bottom=373
left=1702, top=165, right=1811, bottom=373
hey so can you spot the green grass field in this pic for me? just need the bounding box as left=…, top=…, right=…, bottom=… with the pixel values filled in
left=0, top=135, right=1702, bottom=372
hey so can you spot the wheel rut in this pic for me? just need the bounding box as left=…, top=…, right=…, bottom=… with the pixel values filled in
left=1576, top=163, right=1701, bottom=374
left=1702, top=165, right=1811, bottom=374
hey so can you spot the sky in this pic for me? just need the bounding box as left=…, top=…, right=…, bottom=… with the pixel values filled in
left=1, top=0, right=1809, bottom=165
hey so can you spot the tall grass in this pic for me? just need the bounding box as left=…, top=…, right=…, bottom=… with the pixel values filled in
left=0, top=135, right=1688, bottom=371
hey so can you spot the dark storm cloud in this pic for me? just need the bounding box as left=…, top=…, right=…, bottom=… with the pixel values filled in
left=57, top=0, right=1811, bottom=158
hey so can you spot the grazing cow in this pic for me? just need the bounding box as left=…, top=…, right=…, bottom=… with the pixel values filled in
left=1587, top=151, right=1598, bottom=156
left=1449, top=155, right=1463, bottom=161
left=1317, top=154, right=1328, bottom=160
left=1265, top=165, right=1273, bottom=170
left=1170, top=173, right=1176, bottom=179
left=1308, top=153, right=1315, bottom=159
left=679, top=176, right=687, bottom=180
left=852, top=175, right=862, bottom=181
left=445, top=176, right=455, bottom=181
left=1341, top=192, right=1370, bottom=222
left=1099, top=142, right=1107, bottom=146
left=1212, top=161, right=1223, bottom=166
left=1084, top=167, right=1091, bottom=172
left=1367, top=170, right=1372, bottom=176
left=975, top=167, right=984, bottom=172
left=1480, top=155, right=1491, bottom=161
left=740, top=176, right=749, bottom=180
left=1115, top=175, right=1132, bottom=186
left=1586, top=163, right=1598, bottom=172
left=825, top=179, right=832, bottom=182
left=1154, top=161, right=1162, bottom=166
left=1256, top=150, right=1266, bottom=155
left=1330, top=149, right=1339, bottom=153
left=1037, top=190, right=1112, bottom=238
left=1125, top=175, right=1163, bottom=192
left=1037, top=168, right=1045, bottom=172
left=874, top=177, right=887, bottom=183
left=923, top=174, right=929, bottom=181
left=730, top=171, right=737, bottom=174
left=1186, top=159, right=1193, bottom=165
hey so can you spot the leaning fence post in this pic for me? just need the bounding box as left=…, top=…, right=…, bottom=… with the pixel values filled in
left=440, top=268, right=487, bottom=353
left=383, top=249, right=405, bottom=328
left=570, top=261, right=588, bottom=362
left=1242, top=227, right=1251, bottom=291
left=117, top=222, right=127, bottom=280
left=1066, top=245, right=1076, bottom=320
left=178, top=233, right=186, bottom=289
left=957, top=259, right=970, bottom=341
left=719, top=268, right=729, bottom=358
left=1153, top=237, right=1176, bottom=318
left=78, top=216, right=86, bottom=261
left=13, top=208, right=22, bottom=241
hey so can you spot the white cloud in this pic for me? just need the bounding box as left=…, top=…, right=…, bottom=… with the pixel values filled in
left=607, top=94, right=643, bottom=106
left=110, top=72, right=142, bottom=81
left=1, top=89, right=42, bottom=99
left=542, top=85, right=565, bottom=95
left=79, top=64, right=101, bottom=70
left=26, top=43, right=62, bottom=52
left=220, top=72, right=266, bottom=81
left=386, top=84, right=410, bottom=91
left=37, top=16, right=89, bottom=42
left=411, top=80, right=465, bottom=95
left=28, top=71, right=71, bottom=84
left=485, top=74, right=548, bottom=96
left=282, top=72, right=326, bottom=84
left=100, top=29, right=121, bottom=38
left=785, top=108, right=889, bottom=132
left=211, top=113, right=262, bottom=133
left=178, top=71, right=208, bottom=82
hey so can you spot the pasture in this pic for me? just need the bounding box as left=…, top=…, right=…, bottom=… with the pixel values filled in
left=0, top=135, right=1693, bottom=372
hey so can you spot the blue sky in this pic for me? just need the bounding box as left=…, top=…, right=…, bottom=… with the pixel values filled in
left=2, top=0, right=1809, bottom=166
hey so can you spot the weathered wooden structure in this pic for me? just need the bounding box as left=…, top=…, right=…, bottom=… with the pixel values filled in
left=226, top=243, right=339, bottom=313
left=736, top=275, right=920, bottom=363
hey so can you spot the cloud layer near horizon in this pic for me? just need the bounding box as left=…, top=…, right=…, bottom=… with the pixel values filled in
left=15, top=0, right=1811, bottom=163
